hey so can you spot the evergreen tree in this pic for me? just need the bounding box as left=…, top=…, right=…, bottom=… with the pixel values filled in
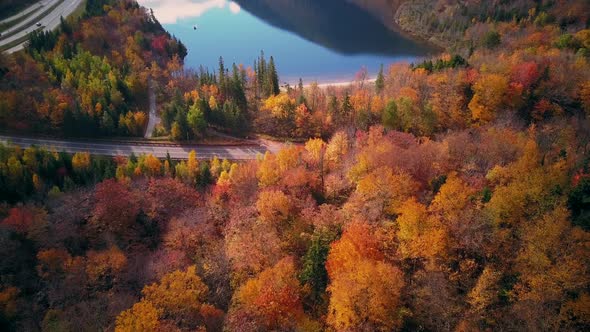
left=268, top=56, right=280, bottom=96
left=382, top=100, right=400, bottom=130
left=60, top=17, right=72, bottom=36
left=328, top=95, right=339, bottom=117
left=297, top=78, right=307, bottom=106
left=218, top=56, right=226, bottom=93
left=230, top=63, right=248, bottom=111
left=176, top=38, right=188, bottom=60
left=341, top=92, right=353, bottom=123
left=222, top=100, right=247, bottom=134
left=174, top=109, right=189, bottom=140
left=197, top=163, right=212, bottom=188
left=100, top=111, right=115, bottom=134
left=166, top=152, right=172, bottom=168
left=258, top=51, right=266, bottom=94
left=376, top=64, right=385, bottom=94
left=253, top=60, right=259, bottom=97
left=300, top=235, right=331, bottom=305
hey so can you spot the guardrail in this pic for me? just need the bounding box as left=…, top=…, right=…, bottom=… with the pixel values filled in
left=0, top=132, right=261, bottom=148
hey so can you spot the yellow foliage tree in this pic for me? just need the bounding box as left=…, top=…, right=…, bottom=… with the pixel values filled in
left=208, top=95, right=218, bottom=110
left=428, top=72, right=467, bottom=128
left=513, top=206, right=590, bottom=330
left=72, top=152, right=91, bottom=174
left=304, top=138, right=326, bottom=165
left=187, top=150, right=198, bottom=178
left=397, top=198, right=447, bottom=262
left=210, top=156, right=221, bottom=177
left=141, top=265, right=211, bottom=322
left=257, top=146, right=301, bottom=188
left=116, top=266, right=222, bottom=330
left=469, top=73, right=508, bottom=123
left=352, top=166, right=419, bottom=218
left=221, top=158, right=232, bottom=172
left=276, top=145, right=301, bottom=174
left=257, top=152, right=280, bottom=187
left=144, top=154, right=162, bottom=177
left=217, top=170, right=230, bottom=186
left=430, top=172, right=475, bottom=222
left=115, top=301, right=160, bottom=332
left=325, top=131, right=349, bottom=167
left=467, top=266, right=502, bottom=313
left=262, top=93, right=296, bottom=119
left=486, top=139, right=568, bottom=226
left=256, top=190, right=291, bottom=224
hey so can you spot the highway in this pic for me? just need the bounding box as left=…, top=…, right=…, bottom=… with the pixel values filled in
left=0, top=1, right=46, bottom=25
left=1, top=0, right=84, bottom=54
left=0, top=135, right=275, bottom=160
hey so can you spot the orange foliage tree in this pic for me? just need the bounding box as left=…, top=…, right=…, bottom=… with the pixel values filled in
left=228, top=257, right=316, bottom=331
left=326, top=222, right=405, bottom=331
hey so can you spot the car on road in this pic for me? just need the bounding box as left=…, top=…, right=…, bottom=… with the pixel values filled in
left=36, top=22, right=42, bottom=27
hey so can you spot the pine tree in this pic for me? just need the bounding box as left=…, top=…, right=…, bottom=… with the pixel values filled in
left=341, top=92, right=353, bottom=123
left=300, top=235, right=330, bottom=305
left=328, top=95, right=339, bottom=116
left=166, top=152, right=172, bottom=169
left=258, top=51, right=266, bottom=93
left=268, top=56, right=280, bottom=96
left=231, top=63, right=247, bottom=111
left=218, top=56, right=226, bottom=92
left=382, top=100, right=399, bottom=130
left=100, top=111, right=115, bottom=134
left=376, top=64, right=385, bottom=94
left=253, top=60, right=259, bottom=97
left=297, top=78, right=307, bottom=106
left=174, top=109, right=189, bottom=140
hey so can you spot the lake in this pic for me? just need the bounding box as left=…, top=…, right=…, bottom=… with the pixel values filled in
left=137, top=0, right=435, bottom=84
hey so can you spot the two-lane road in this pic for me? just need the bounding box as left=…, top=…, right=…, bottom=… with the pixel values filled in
left=0, top=135, right=275, bottom=160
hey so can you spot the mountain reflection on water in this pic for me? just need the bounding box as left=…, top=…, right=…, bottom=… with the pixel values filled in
left=233, top=0, right=432, bottom=56
left=138, top=0, right=435, bottom=83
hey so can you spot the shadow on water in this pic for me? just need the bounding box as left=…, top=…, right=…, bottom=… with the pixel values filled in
left=233, top=0, right=434, bottom=56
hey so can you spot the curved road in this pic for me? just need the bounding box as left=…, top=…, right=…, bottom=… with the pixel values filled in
left=0, top=1, right=46, bottom=24
left=0, top=135, right=275, bottom=160
left=1, top=0, right=84, bottom=54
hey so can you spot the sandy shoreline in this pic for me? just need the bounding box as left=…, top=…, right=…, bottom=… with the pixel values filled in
left=282, top=77, right=377, bottom=90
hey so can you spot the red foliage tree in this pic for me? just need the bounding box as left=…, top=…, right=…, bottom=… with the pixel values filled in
left=143, top=178, right=199, bottom=222
left=90, top=179, right=140, bottom=235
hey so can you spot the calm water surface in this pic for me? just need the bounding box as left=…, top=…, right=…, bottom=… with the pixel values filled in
left=138, top=0, right=434, bottom=84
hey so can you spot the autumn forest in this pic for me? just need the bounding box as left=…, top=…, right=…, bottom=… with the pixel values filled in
left=1, top=0, right=590, bottom=331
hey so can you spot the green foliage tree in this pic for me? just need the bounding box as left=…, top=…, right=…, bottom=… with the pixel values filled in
left=187, top=103, right=207, bottom=138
